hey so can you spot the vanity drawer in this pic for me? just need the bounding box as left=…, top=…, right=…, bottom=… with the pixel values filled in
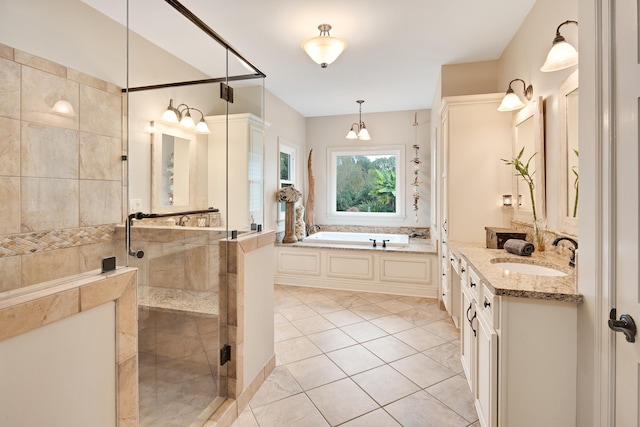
left=479, top=283, right=500, bottom=329
left=467, top=266, right=480, bottom=300
left=460, top=258, right=469, bottom=285
left=449, top=251, right=460, bottom=275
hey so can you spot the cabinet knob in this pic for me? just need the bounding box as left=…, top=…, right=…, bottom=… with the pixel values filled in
left=484, top=300, right=491, bottom=308
left=461, top=267, right=466, bottom=273
left=470, top=281, right=476, bottom=288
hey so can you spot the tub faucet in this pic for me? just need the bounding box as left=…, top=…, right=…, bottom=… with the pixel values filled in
left=307, top=224, right=321, bottom=236
left=178, top=215, right=190, bottom=226
left=552, top=237, right=578, bottom=267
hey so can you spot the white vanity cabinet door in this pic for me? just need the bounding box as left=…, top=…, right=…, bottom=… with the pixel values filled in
left=475, top=309, right=498, bottom=427
left=460, top=285, right=476, bottom=392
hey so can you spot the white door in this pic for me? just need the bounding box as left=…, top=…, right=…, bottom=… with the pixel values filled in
left=612, top=0, right=640, bottom=424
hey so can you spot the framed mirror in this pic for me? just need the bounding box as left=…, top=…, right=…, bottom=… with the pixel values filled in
left=511, top=97, right=545, bottom=223
left=151, top=122, right=196, bottom=213
left=559, top=71, right=579, bottom=235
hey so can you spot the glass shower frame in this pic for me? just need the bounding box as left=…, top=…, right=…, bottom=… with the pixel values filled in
left=125, top=1, right=265, bottom=425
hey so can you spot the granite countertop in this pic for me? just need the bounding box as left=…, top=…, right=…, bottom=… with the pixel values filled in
left=451, top=243, right=583, bottom=303
left=277, top=238, right=437, bottom=255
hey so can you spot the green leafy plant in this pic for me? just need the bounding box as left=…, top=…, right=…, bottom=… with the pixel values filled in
left=503, top=148, right=545, bottom=250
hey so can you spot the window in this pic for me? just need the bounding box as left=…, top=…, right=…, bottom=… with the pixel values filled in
left=328, top=145, right=405, bottom=220
left=278, top=141, right=296, bottom=222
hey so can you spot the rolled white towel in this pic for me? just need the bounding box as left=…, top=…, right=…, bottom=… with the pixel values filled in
left=503, top=239, right=534, bottom=256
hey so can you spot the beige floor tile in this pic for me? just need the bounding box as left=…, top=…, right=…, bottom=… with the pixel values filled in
left=306, top=299, right=345, bottom=314
left=384, top=390, right=469, bottom=427
left=252, top=393, right=329, bottom=427
left=274, top=336, right=322, bottom=364
left=285, top=354, right=347, bottom=390
left=426, top=375, right=479, bottom=423
left=249, top=366, right=303, bottom=409
left=333, top=294, right=371, bottom=308
left=291, top=315, right=336, bottom=335
left=278, top=304, right=319, bottom=321
left=319, top=288, right=356, bottom=299
left=306, top=378, right=378, bottom=426
left=273, top=312, right=288, bottom=324
left=323, top=309, right=365, bottom=327
left=390, top=353, right=457, bottom=388
left=358, top=292, right=398, bottom=303
left=341, top=321, right=388, bottom=343
left=394, top=326, right=448, bottom=352
left=292, top=291, right=329, bottom=304
left=396, top=295, right=439, bottom=308
left=374, top=299, right=415, bottom=313
left=326, top=345, right=384, bottom=376
left=274, top=295, right=304, bottom=311
left=395, top=307, right=451, bottom=326
left=362, top=335, right=418, bottom=363
left=306, top=328, right=357, bottom=353
left=232, top=406, right=259, bottom=427
left=274, top=321, right=303, bottom=342
left=423, top=342, right=464, bottom=373
left=338, top=409, right=401, bottom=427
left=370, top=314, right=415, bottom=334
left=422, top=319, right=460, bottom=341
left=349, top=303, right=392, bottom=320
left=351, top=365, right=420, bottom=406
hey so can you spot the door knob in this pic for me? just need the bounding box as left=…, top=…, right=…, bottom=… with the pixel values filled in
left=608, top=308, right=637, bottom=343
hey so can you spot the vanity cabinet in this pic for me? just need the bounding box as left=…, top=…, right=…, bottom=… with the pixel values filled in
left=437, top=94, right=512, bottom=321
left=460, top=257, right=578, bottom=427
left=206, top=113, right=264, bottom=229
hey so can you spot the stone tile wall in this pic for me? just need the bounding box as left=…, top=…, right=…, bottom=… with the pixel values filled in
left=0, top=43, right=123, bottom=292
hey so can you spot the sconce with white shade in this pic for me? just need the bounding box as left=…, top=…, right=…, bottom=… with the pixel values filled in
left=302, top=24, right=347, bottom=68
left=497, top=79, right=534, bottom=112
left=346, top=100, right=371, bottom=140
left=503, top=194, right=513, bottom=207
left=541, top=20, right=578, bottom=72
left=50, top=99, right=76, bottom=116
left=161, top=99, right=210, bottom=134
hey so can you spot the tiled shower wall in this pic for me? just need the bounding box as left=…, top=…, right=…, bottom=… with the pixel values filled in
left=0, top=43, right=123, bottom=292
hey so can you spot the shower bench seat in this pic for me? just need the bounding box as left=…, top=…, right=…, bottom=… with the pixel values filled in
left=138, top=285, right=218, bottom=318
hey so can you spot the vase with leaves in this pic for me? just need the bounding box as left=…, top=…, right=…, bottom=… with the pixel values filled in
left=503, top=148, right=545, bottom=251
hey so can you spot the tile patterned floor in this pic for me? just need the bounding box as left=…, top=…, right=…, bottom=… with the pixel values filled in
left=232, top=285, right=479, bottom=427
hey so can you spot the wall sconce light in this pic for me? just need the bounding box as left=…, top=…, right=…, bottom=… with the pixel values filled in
left=302, top=24, right=347, bottom=68
left=346, top=100, right=371, bottom=140
left=497, top=79, right=534, bottom=112
left=541, top=20, right=578, bottom=72
left=503, top=194, right=513, bottom=207
left=50, top=99, right=76, bottom=116
left=161, top=99, right=211, bottom=134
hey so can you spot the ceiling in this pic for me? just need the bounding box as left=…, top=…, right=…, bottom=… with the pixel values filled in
left=86, top=0, right=537, bottom=117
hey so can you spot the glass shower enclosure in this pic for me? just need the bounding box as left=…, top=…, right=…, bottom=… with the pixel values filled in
left=123, top=1, right=265, bottom=425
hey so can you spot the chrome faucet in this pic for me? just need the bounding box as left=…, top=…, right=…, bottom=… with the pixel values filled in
left=307, top=224, right=321, bottom=236
left=178, top=215, right=190, bottom=226
left=552, top=237, right=578, bottom=267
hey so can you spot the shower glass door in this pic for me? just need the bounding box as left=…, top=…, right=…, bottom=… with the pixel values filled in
left=124, top=1, right=265, bottom=425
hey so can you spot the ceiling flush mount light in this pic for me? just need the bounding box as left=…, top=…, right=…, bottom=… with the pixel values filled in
left=497, top=79, right=534, bottom=112
left=541, top=20, right=579, bottom=72
left=161, top=99, right=210, bottom=134
left=302, top=24, right=347, bottom=68
left=346, top=100, right=371, bottom=140
left=50, top=99, right=76, bottom=116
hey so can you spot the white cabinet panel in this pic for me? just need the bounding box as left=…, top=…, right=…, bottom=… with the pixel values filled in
left=380, top=256, right=431, bottom=283
left=327, top=253, right=374, bottom=279
left=277, top=251, right=320, bottom=275
left=475, top=310, right=498, bottom=427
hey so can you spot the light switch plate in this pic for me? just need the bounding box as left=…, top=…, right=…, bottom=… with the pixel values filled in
left=130, top=199, right=142, bottom=212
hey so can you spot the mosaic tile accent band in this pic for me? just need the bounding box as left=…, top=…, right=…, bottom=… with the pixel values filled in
left=0, top=225, right=116, bottom=258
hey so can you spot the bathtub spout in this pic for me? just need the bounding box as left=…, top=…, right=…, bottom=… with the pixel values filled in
left=307, top=224, right=322, bottom=236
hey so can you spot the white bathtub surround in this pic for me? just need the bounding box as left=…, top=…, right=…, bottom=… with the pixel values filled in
left=275, top=237, right=437, bottom=298
left=303, top=231, right=410, bottom=247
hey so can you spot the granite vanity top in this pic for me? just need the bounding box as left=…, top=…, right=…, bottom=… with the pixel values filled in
left=451, top=243, right=583, bottom=303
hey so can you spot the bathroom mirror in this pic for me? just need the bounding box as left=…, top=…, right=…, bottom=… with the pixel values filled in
left=559, top=71, right=579, bottom=235
left=511, top=97, right=545, bottom=223
left=151, top=122, right=196, bottom=213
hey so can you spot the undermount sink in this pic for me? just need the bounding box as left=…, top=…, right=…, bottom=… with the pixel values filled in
left=492, top=261, right=567, bottom=277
